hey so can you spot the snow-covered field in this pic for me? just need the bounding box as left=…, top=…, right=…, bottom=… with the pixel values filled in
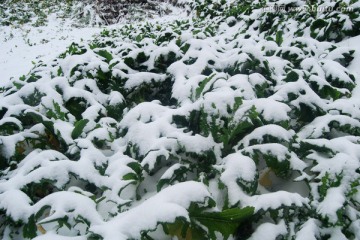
left=0, top=4, right=188, bottom=85
left=0, top=14, right=101, bottom=84
left=1, top=0, right=360, bottom=239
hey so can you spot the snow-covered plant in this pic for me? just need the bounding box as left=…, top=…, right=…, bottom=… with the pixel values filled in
left=0, top=0, right=72, bottom=26
left=0, top=0, right=360, bottom=239
left=0, top=0, right=185, bottom=27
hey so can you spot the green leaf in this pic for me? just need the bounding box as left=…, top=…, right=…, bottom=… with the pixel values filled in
left=233, top=97, right=242, bottom=111
left=275, top=30, right=283, bottom=46
left=284, top=71, right=299, bottom=82
left=26, top=111, right=68, bottom=151
left=264, top=154, right=291, bottom=179
left=310, top=19, right=328, bottom=39
left=299, top=140, right=336, bottom=158
left=0, top=121, right=21, bottom=135
left=96, top=49, right=113, bottom=63
left=23, top=215, right=37, bottom=239
left=60, top=42, right=86, bottom=58
left=122, top=172, right=139, bottom=181
left=26, top=111, right=55, bottom=134
left=157, top=164, right=188, bottom=191
left=127, top=161, right=142, bottom=176
left=57, top=67, right=63, bottom=76
left=195, top=74, right=215, bottom=100
left=71, top=119, right=89, bottom=139
left=190, top=207, right=255, bottom=239
left=46, top=101, right=66, bottom=121
left=39, top=216, right=71, bottom=230
left=21, top=88, right=44, bottom=106
left=65, top=97, right=87, bottom=121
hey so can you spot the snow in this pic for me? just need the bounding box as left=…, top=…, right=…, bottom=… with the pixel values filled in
left=247, top=191, right=308, bottom=212
left=35, top=191, right=103, bottom=225
left=90, top=181, right=210, bottom=240
left=0, top=189, right=32, bottom=221
left=0, top=117, right=23, bottom=130
left=341, top=36, right=360, bottom=75
left=298, top=114, right=360, bottom=139
left=0, top=15, right=101, bottom=86
left=124, top=72, right=167, bottom=89
left=160, top=163, right=188, bottom=180
left=221, top=153, right=257, bottom=182
left=248, top=220, right=287, bottom=240
left=0, top=132, right=33, bottom=159
left=108, top=91, right=124, bottom=105
left=317, top=187, right=346, bottom=224
left=219, top=153, right=257, bottom=204
left=240, top=124, right=294, bottom=147
left=310, top=152, right=359, bottom=179
left=349, top=220, right=360, bottom=240
left=295, top=219, right=321, bottom=240
left=33, top=231, right=87, bottom=240
left=243, top=99, right=292, bottom=123
left=0, top=0, right=360, bottom=239
left=320, top=59, right=354, bottom=84
left=242, top=143, right=290, bottom=162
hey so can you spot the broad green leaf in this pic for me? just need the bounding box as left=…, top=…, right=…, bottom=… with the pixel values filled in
left=195, top=74, right=215, bottom=100
left=275, top=30, right=283, bottom=46
left=190, top=207, right=255, bottom=239
left=26, top=111, right=55, bottom=134
left=96, top=49, right=113, bottom=63
left=284, top=71, right=299, bottom=82
left=122, top=172, right=139, bottom=181
left=71, top=119, right=89, bottom=139
left=127, top=161, right=143, bottom=176
left=23, top=215, right=37, bottom=239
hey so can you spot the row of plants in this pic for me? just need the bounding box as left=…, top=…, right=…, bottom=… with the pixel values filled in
left=0, top=0, right=359, bottom=239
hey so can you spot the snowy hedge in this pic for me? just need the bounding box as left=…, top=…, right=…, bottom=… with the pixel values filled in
left=0, top=0, right=181, bottom=27
left=0, top=0, right=360, bottom=239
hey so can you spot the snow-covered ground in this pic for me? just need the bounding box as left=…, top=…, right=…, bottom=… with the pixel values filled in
left=0, top=9, right=188, bottom=86
left=0, top=14, right=101, bottom=84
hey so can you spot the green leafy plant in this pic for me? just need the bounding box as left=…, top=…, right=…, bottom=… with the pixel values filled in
left=0, top=0, right=359, bottom=239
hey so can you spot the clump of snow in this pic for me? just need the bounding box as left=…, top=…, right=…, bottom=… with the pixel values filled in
left=90, top=181, right=210, bottom=239
left=248, top=220, right=287, bottom=240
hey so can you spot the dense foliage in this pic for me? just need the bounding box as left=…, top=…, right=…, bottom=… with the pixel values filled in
left=0, top=0, right=360, bottom=239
